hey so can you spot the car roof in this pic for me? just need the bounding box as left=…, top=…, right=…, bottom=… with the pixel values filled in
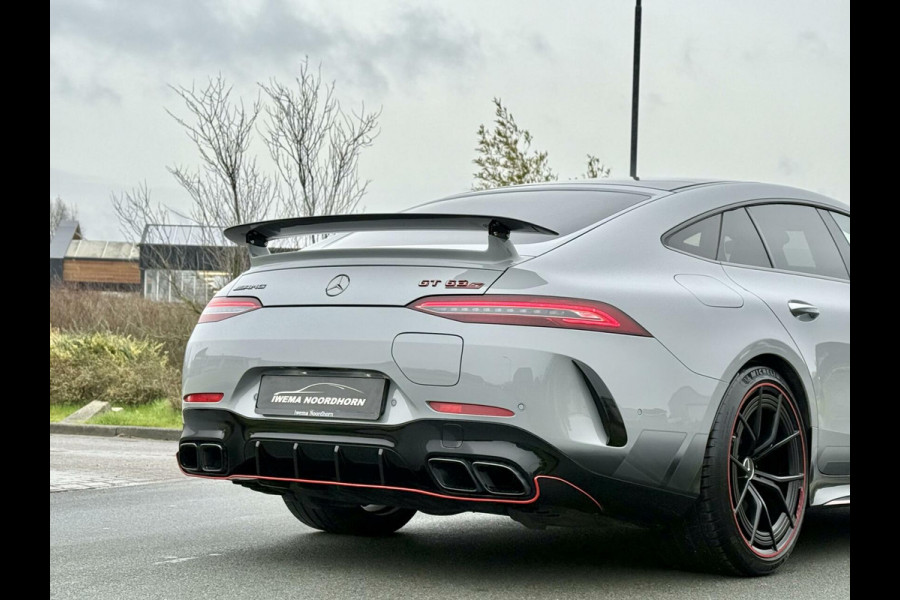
left=438, top=179, right=725, bottom=200
left=435, top=179, right=848, bottom=212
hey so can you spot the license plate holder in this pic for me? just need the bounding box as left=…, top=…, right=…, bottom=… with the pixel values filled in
left=255, top=374, right=387, bottom=420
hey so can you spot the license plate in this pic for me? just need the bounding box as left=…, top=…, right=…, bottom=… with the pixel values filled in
left=255, top=375, right=387, bottom=420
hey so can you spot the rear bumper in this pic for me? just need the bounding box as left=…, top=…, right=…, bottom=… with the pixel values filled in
left=179, top=408, right=696, bottom=525
left=183, top=306, right=724, bottom=499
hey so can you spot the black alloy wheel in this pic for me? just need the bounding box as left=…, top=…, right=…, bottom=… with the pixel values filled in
left=728, top=381, right=806, bottom=557
left=671, top=366, right=808, bottom=576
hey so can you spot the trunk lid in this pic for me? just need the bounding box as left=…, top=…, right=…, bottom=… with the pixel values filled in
left=230, top=264, right=507, bottom=306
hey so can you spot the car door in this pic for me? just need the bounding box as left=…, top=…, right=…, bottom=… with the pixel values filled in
left=718, top=204, right=850, bottom=478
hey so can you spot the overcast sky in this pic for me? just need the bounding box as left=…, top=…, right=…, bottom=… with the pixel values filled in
left=50, top=0, right=850, bottom=241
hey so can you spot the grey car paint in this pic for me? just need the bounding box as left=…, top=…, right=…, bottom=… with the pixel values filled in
left=182, top=179, right=849, bottom=506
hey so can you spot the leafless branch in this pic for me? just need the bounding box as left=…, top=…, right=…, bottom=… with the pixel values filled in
left=50, top=196, right=79, bottom=240
left=260, top=59, right=379, bottom=243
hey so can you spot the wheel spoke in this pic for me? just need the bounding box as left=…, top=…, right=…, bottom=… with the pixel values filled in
left=738, top=413, right=757, bottom=441
left=747, top=484, right=763, bottom=545
left=753, top=391, right=764, bottom=440
left=754, top=393, right=783, bottom=455
left=733, top=477, right=753, bottom=514
left=755, top=430, right=800, bottom=460
left=750, top=484, right=779, bottom=551
left=753, top=476, right=796, bottom=528
left=730, top=455, right=747, bottom=470
left=756, top=470, right=804, bottom=483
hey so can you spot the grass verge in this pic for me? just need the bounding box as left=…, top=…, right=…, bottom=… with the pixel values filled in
left=50, top=403, right=82, bottom=422
left=88, top=399, right=183, bottom=429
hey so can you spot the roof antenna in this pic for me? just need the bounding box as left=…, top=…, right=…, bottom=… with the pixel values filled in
left=629, top=0, right=642, bottom=181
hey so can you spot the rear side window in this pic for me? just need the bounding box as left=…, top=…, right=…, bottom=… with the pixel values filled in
left=830, top=212, right=850, bottom=244
left=718, top=208, right=771, bottom=268
left=748, top=204, right=848, bottom=279
left=665, top=214, right=721, bottom=259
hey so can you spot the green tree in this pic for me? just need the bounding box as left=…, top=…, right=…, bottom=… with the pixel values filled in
left=473, top=98, right=609, bottom=190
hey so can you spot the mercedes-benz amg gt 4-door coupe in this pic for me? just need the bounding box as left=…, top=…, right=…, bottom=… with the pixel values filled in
left=178, top=180, right=850, bottom=575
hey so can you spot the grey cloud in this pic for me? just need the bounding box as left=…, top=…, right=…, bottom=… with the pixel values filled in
left=527, top=33, right=551, bottom=56
left=51, top=69, right=122, bottom=104
left=777, top=156, right=800, bottom=176
left=50, top=0, right=480, bottom=93
left=679, top=38, right=698, bottom=78
left=797, top=30, right=829, bottom=59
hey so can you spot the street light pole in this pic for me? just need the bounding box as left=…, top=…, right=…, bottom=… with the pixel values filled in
left=629, top=0, right=642, bottom=180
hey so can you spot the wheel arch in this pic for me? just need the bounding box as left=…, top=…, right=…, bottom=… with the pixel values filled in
left=719, top=341, right=817, bottom=434
left=743, top=353, right=813, bottom=433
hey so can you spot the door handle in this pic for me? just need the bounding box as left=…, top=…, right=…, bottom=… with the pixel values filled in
left=788, top=300, right=820, bottom=320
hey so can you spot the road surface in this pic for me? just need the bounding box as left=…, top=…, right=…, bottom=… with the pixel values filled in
left=50, top=434, right=850, bottom=599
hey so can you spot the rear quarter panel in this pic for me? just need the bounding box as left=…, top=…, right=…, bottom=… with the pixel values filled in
left=487, top=183, right=820, bottom=427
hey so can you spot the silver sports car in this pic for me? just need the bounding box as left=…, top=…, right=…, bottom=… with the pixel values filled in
left=178, top=179, right=850, bottom=576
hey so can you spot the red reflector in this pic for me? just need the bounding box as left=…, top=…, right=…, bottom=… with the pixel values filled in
left=409, top=295, right=650, bottom=336
left=184, top=393, right=224, bottom=403
left=198, top=296, right=262, bottom=323
left=427, top=401, right=515, bottom=417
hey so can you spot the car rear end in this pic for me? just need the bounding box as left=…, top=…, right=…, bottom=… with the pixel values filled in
left=178, top=187, right=716, bottom=525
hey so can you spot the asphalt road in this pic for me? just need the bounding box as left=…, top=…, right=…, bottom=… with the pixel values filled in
left=50, top=434, right=850, bottom=600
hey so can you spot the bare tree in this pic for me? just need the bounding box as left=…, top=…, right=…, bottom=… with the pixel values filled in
left=261, top=60, right=379, bottom=242
left=111, top=182, right=168, bottom=244
left=50, top=196, right=79, bottom=240
left=167, top=76, right=277, bottom=239
left=113, top=67, right=379, bottom=308
left=111, top=183, right=217, bottom=312
left=115, top=76, right=277, bottom=298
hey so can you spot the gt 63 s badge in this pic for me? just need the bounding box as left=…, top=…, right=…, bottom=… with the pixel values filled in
left=418, top=280, right=484, bottom=289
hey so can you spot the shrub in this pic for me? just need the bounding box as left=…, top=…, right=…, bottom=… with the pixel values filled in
left=49, top=287, right=197, bottom=364
left=50, top=329, right=182, bottom=409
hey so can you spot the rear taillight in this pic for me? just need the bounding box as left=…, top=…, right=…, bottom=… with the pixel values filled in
left=183, top=393, right=224, bottom=403
left=409, top=295, right=650, bottom=336
left=198, top=296, right=262, bottom=324
left=428, top=401, right=515, bottom=417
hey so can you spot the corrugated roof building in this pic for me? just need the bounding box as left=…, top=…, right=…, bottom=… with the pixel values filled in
left=49, top=221, right=233, bottom=301
left=50, top=221, right=140, bottom=291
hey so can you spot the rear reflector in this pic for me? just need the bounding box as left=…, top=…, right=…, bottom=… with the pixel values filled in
left=184, top=393, right=224, bottom=403
left=409, top=295, right=650, bottom=336
left=428, top=401, right=515, bottom=417
left=198, top=296, right=262, bottom=323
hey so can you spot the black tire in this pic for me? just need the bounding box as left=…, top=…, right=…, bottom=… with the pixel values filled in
left=283, top=494, right=416, bottom=536
left=672, top=366, right=809, bottom=576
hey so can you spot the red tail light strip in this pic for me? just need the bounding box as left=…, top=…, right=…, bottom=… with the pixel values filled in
left=409, top=295, right=650, bottom=336
left=184, top=393, right=224, bottom=403
left=178, top=466, right=603, bottom=511
left=198, top=297, right=262, bottom=324
left=428, top=401, right=515, bottom=418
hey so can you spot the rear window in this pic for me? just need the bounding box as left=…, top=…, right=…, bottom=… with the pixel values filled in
left=665, top=214, right=721, bottom=259
left=319, top=190, right=648, bottom=250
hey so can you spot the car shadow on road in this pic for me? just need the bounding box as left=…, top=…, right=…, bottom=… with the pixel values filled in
left=248, top=506, right=848, bottom=587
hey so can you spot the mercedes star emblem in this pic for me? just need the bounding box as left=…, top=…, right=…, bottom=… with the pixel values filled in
left=325, top=274, right=350, bottom=297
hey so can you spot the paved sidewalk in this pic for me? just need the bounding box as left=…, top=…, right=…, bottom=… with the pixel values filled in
left=50, top=434, right=183, bottom=493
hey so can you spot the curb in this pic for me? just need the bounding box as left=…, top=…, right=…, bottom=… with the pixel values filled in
left=49, top=422, right=181, bottom=441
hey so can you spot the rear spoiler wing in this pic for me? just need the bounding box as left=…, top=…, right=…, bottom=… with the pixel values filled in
left=224, top=213, right=558, bottom=260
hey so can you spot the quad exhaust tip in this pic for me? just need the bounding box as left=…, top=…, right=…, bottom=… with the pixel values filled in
left=179, top=442, right=226, bottom=473
left=427, top=457, right=529, bottom=497
left=428, top=458, right=479, bottom=493
left=472, top=461, right=529, bottom=496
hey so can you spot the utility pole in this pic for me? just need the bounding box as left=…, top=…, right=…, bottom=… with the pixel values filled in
left=630, top=0, right=642, bottom=180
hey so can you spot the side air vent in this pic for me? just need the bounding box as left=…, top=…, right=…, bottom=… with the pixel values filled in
left=572, top=360, right=628, bottom=447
